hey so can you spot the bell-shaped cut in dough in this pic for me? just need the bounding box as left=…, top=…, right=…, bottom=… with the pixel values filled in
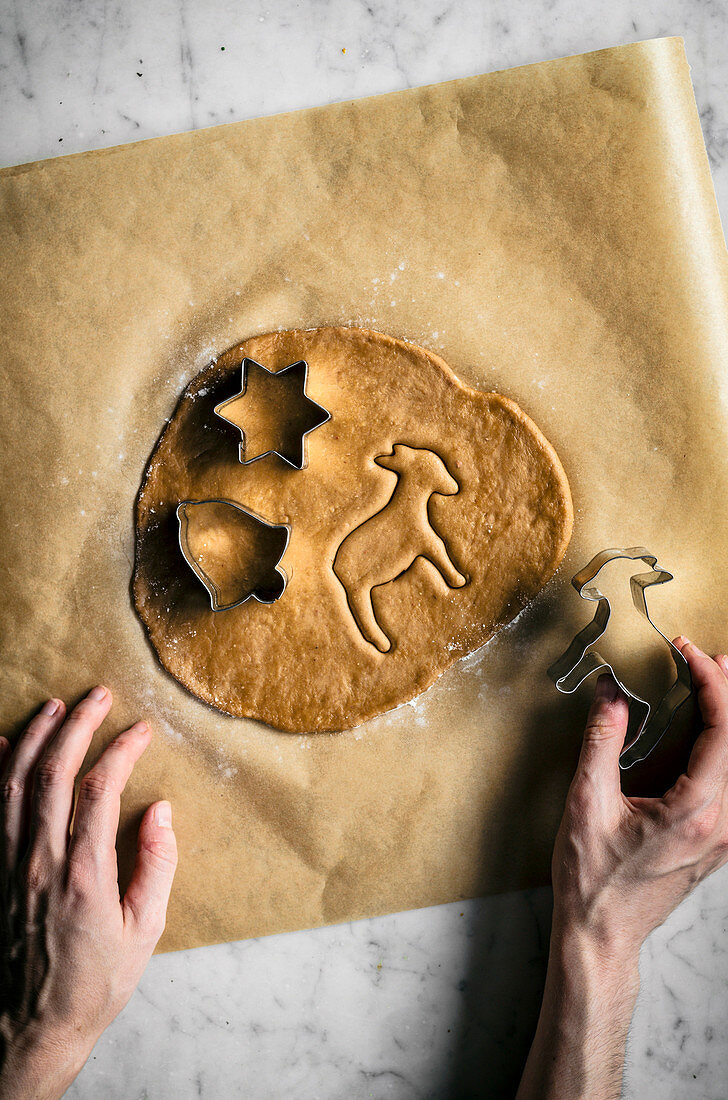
left=177, top=499, right=289, bottom=610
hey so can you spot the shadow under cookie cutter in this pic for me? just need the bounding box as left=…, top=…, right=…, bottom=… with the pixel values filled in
left=177, top=498, right=290, bottom=611
left=547, top=547, right=693, bottom=770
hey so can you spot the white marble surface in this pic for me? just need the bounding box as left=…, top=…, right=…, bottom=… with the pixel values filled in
left=2, top=1, right=728, bottom=1097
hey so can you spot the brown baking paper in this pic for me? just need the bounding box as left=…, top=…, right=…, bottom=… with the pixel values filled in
left=1, top=37, right=727, bottom=952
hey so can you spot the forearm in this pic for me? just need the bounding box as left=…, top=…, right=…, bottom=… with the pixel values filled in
left=516, top=926, right=640, bottom=1100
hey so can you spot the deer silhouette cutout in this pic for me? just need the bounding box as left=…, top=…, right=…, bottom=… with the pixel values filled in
left=333, top=444, right=467, bottom=652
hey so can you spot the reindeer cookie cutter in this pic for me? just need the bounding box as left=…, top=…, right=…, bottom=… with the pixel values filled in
left=547, top=547, right=693, bottom=770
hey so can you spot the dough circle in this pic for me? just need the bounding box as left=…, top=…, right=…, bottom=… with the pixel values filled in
left=133, top=327, right=573, bottom=732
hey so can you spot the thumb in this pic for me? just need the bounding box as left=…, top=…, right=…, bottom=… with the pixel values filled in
left=123, top=800, right=178, bottom=945
left=576, top=675, right=630, bottom=794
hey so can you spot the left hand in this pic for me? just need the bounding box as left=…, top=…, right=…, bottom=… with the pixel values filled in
left=0, top=687, right=177, bottom=1100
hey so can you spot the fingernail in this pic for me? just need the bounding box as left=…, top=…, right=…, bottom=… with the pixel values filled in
left=131, top=721, right=149, bottom=734
left=675, top=635, right=689, bottom=647
left=594, top=675, right=618, bottom=702
left=155, top=801, right=172, bottom=827
left=41, top=698, right=61, bottom=717
left=687, top=642, right=707, bottom=657
left=89, top=685, right=108, bottom=702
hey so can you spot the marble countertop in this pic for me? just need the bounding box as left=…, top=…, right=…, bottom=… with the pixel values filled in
left=2, top=1, right=727, bottom=1096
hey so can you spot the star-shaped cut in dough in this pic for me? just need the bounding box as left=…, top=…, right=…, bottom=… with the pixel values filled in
left=214, top=358, right=330, bottom=469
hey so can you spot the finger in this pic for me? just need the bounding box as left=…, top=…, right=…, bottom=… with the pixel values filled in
left=0, top=699, right=67, bottom=872
left=0, top=737, right=12, bottom=808
left=29, top=686, right=112, bottom=859
left=123, top=801, right=177, bottom=945
left=715, top=653, right=728, bottom=682
left=0, top=737, right=11, bottom=772
left=68, top=722, right=151, bottom=881
left=675, top=640, right=728, bottom=787
left=575, top=674, right=630, bottom=801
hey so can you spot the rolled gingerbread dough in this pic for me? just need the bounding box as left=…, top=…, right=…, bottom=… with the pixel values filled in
left=133, top=327, right=573, bottom=732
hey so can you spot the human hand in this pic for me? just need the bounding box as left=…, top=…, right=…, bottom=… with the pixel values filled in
left=0, top=688, right=177, bottom=1100
left=517, top=638, right=728, bottom=1099
left=552, top=637, right=728, bottom=964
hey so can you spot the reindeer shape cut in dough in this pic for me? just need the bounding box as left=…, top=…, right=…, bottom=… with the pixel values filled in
left=333, top=444, right=467, bottom=653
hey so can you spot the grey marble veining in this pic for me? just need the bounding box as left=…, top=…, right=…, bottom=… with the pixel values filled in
left=2, top=1, right=728, bottom=1097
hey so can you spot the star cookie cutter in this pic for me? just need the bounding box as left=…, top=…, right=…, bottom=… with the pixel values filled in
left=547, top=547, right=693, bottom=769
left=176, top=498, right=290, bottom=611
left=214, top=358, right=330, bottom=470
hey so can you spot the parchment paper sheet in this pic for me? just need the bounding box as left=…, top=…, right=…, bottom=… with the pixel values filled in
left=1, top=37, right=727, bottom=952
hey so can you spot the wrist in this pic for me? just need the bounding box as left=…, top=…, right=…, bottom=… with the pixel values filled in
left=548, top=920, right=641, bottom=1008
left=0, top=1030, right=91, bottom=1100
left=551, top=890, right=644, bottom=984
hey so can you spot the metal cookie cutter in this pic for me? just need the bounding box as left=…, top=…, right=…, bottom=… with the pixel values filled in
left=214, top=358, right=330, bottom=470
left=547, top=547, right=693, bottom=769
left=177, top=498, right=290, bottom=611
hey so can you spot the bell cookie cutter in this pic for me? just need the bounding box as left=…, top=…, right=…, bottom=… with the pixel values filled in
left=213, top=358, right=330, bottom=470
left=176, top=498, right=290, bottom=611
left=547, top=546, right=693, bottom=769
